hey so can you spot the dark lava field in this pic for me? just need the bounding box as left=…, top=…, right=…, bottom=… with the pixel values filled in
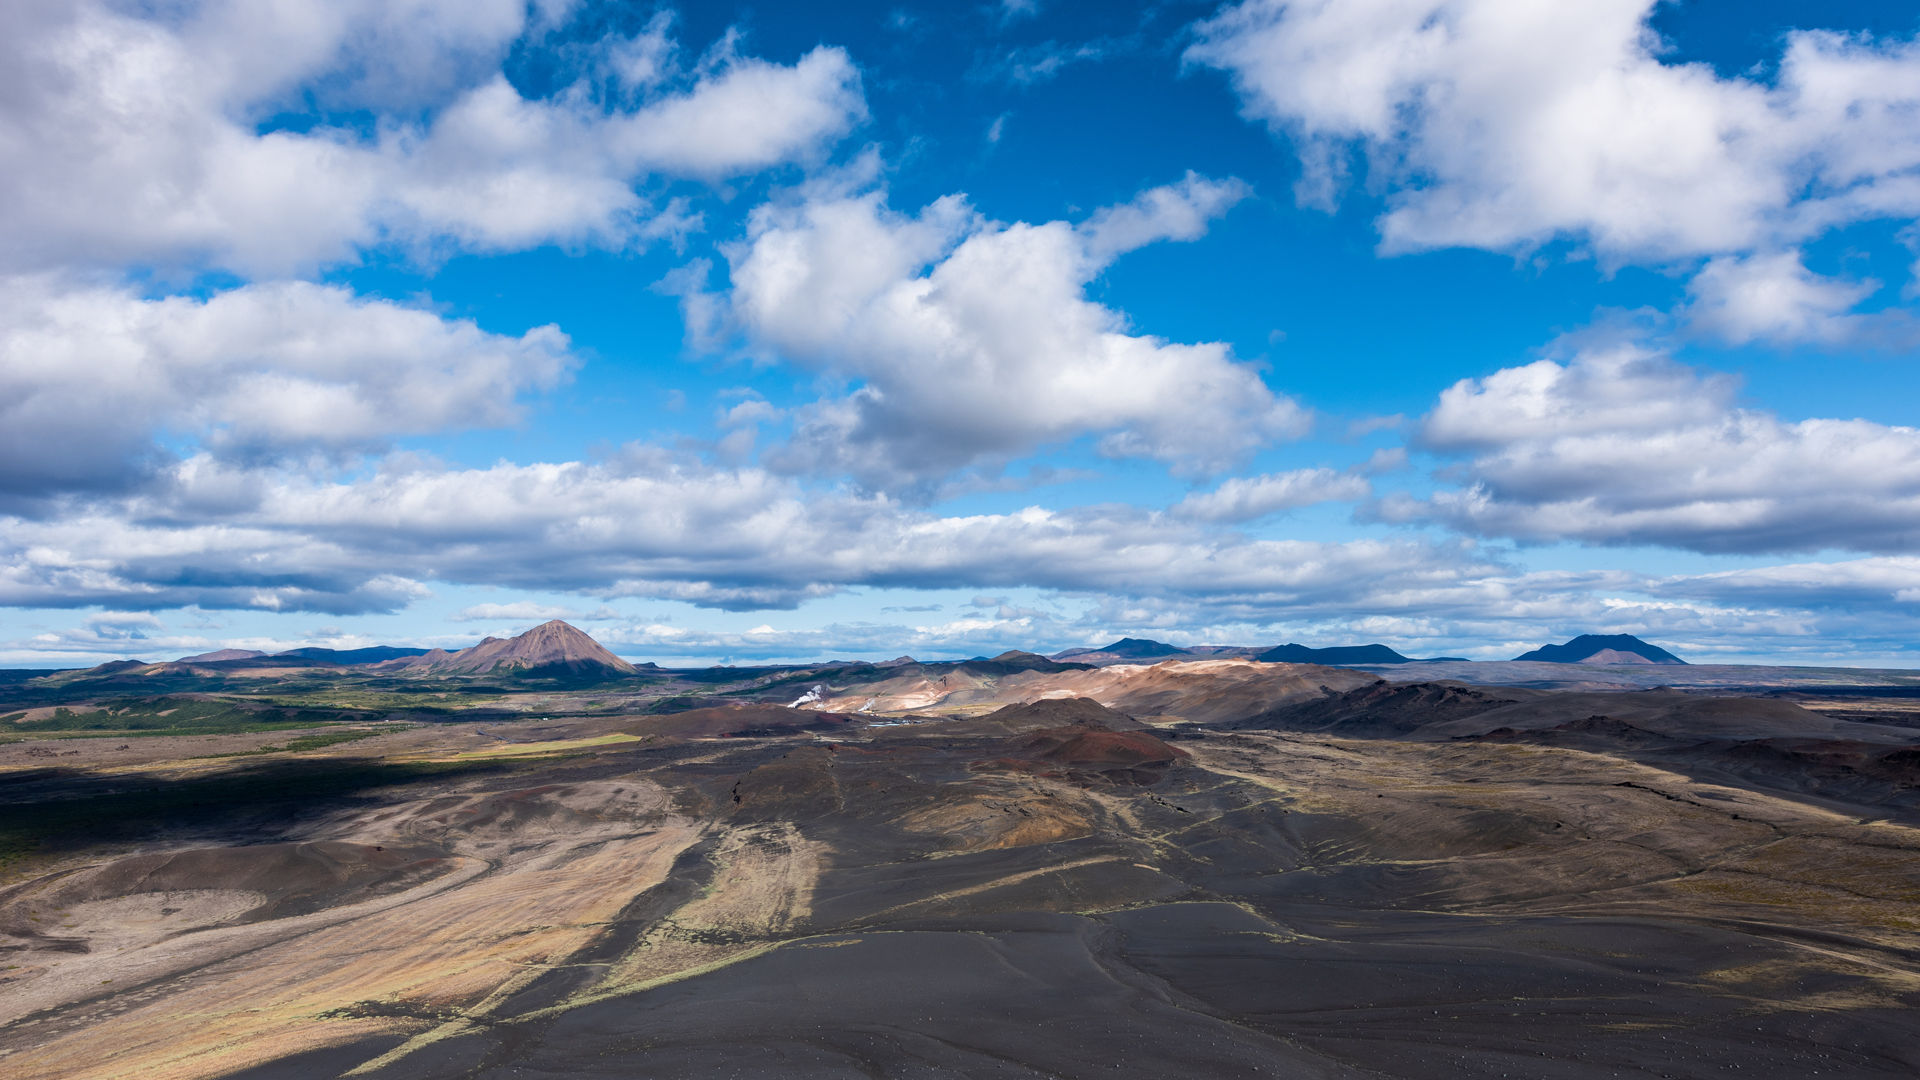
left=3, top=656, right=1919, bottom=1079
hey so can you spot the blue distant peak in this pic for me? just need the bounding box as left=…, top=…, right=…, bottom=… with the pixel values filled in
left=1257, top=643, right=1470, bottom=665
left=1512, top=635, right=1687, bottom=665
left=1096, top=638, right=1188, bottom=658
left=275, top=646, right=432, bottom=664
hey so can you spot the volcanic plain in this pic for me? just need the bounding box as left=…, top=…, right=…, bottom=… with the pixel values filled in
left=3, top=624, right=1919, bottom=1078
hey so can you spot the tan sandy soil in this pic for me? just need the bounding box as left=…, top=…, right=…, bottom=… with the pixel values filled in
left=805, top=658, right=1379, bottom=722
left=2, top=778, right=697, bottom=1080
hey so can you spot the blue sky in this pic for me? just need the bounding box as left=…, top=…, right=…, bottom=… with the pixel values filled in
left=3, top=0, right=1919, bottom=668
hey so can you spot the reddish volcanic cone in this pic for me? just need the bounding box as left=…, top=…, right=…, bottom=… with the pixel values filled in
left=1024, top=728, right=1189, bottom=768
left=970, top=698, right=1187, bottom=785
left=377, top=620, right=636, bottom=676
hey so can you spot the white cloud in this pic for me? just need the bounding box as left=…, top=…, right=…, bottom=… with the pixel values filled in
left=0, top=277, right=573, bottom=502
left=1653, top=556, right=1920, bottom=608
left=600, top=12, right=679, bottom=95
left=1172, top=468, right=1369, bottom=523
left=707, top=170, right=1303, bottom=493
left=1187, top=0, right=1920, bottom=340
left=1684, top=251, right=1891, bottom=346
left=602, top=43, right=866, bottom=179
left=449, top=601, right=578, bottom=623
left=9, top=454, right=1920, bottom=661
left=1383, top=344, right=1920, bottom=553
left=0, top=1, right=865, bottom=276
left=1419, top=344, right=1736, bottom=451
left=1361, top=447, right=1408, bottom=473
left=0, top=452, right=1496, bottom=614
left=718, top=397, right=783, bottom=429
left=81, top=610, right=165, bottom=640
left=972, top=40, right=1110, bottom=86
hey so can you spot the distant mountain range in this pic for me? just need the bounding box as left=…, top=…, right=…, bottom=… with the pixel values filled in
left=1050, top=639, right=1466, bottom=666
left=176, top=645, right=431, bottom=664
left=280, top=645, right=434, bottom=664
left=1256, top=643, right=1471, bottom=665
left=175, top=648, right=268, bottom=662
left=1055, top=638, right=1189, bottom=660
left=156, top=628, right=1683, bottom=680
left=161, top=622, right=631, bottom=678
left=1512, top=635, right=1687, bottom=665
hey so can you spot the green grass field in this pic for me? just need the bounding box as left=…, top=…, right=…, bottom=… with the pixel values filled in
left=0, top=696, right=377, bottom=740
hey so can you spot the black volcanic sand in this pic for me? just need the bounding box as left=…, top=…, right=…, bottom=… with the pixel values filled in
left=1243, top=683, right=1920, bottom=824
left=8, top=697, right=1920, bottom=1078
left=306, top=902, right=1920, bottom=1080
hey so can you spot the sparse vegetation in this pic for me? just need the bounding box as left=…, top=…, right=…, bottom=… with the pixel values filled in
left=192, top=726, right=406, bottom=759
left=1, top=696, right=372, bottom=738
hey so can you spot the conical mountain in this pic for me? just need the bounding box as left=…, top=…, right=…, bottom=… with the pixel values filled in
left=389, top=620, right=636, bottom=676
left=1512, top=634, right=1685, bottom=665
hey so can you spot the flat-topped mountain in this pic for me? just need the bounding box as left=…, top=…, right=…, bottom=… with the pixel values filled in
left=1050, top=638, right=1235, bottom=665
left=176, top=648, right=267, bottom=662
left=1513, top=634, right=1686, bottom=665
left=276, top=645, right=431, bottom=664
left=1079, top=638, right=1187, bottom=659
left=378, top=620, right=636, bottom=676
left=170, top=645, right=432, bottom=665
left=1256, top=643, right=1471, bottom=665
left=1054, top=639, right=1465, bottom=667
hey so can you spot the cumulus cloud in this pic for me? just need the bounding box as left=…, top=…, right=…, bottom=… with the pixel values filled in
left=704, top=170, right=1303, bottom=492
left=1187, top=0, right=1920, bottom=341
left=0, top=452, right=1497, bottom=614
left=0, top=1, right=865, bottom=276
left=1380, top=344, right=1920, bottom=553
left=0, top=3, right=869, bottom=525
left=449, top=602, right=579, bottom=623
left=1653, top=556, right=1920, bottom=608
left=1172, top=468, right=1370, bottom=523
left=0, top=277, right=572, bottom=504
left=9, top=451, right=1920, bottom=661
left=470, top=602, right=621, bottom=623
left=594, top=610, right=1093, bottom=663
left=1683, top=252, right=1897, bottom=346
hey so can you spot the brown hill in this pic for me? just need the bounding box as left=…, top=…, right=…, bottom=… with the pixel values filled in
left=376, top=620, right=635, bottom=676
left=1225, top=680, right=1543, bottom=738
left=992, top=659, right=1381, bottom=725
left=968, top=709, right=1189, bottom=786
left=176, top=648, right=266, bottom=662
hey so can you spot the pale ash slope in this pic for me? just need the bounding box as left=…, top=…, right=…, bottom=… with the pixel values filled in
left=798, top=658, right=1379, bottom=723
